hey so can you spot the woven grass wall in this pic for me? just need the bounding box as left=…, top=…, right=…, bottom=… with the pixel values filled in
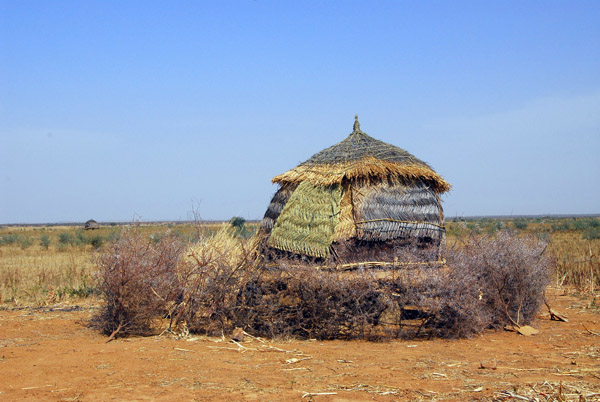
left=267, top=182, right=342, bottom=259
left=259, top=183, right=297, bottom=234
left=353, top=180, right=444, bottom=242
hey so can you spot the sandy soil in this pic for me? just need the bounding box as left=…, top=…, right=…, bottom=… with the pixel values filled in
left=1, top=289, right=599, bottom=401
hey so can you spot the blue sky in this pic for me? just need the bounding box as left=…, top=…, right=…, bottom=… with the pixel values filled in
left=1, top=1, right=599, bottom=223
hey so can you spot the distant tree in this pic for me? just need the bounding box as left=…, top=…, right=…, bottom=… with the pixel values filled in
left=39, top=234, right=51, bottom=250
left=513, top=219, right=528, bottom=230
left=229, top=216, right=246, bottom=229
left=229, top=216, right=250, bottom=238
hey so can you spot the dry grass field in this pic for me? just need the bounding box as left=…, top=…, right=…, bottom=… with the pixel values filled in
left=0, top=218, right=599, bottom=401
left=445, top=217, right=600, bottom=294
left=0, top=222, right=256, bottom=306
left=2, top=217, right=597, bottom=307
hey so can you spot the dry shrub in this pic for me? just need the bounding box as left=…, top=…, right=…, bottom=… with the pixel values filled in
left=234, top=261, right=484, bottom=340
left=92, top=229, right=183, bottom=337
left=446, top=230, right=552, bottom=328
left=93, top=228, right=552, bottom=340
left=236, top=231, right=552, bottom=339
left=236, top=267, right=389, bottom=340
left=170, top=225, right=255, bottom=335
left=380, top=266, right=490, bottom=339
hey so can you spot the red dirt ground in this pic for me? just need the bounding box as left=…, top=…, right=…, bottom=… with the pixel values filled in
left=1, top=289, right=599, bottom=401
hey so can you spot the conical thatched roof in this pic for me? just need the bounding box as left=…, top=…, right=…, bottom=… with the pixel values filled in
left=272, top=115, right=451, bottom=193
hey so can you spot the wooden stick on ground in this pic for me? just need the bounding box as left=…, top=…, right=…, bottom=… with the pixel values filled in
left=582, top=324, right=600, bottom=336
left=301, top=392, right=337, bottom=398
left=544, top=296, right=568, bottom=322
left=106, top=323, right=123, bottom=343
left=242, top=330, right=266, bottom=343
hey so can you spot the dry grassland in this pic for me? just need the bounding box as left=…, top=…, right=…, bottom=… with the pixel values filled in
left=550, top=231, right=600, bottom=293
left=0, top=218, right=598, bottom=307
left=0, top=222, right=256, bottom=306
left=0, top=218, right=599, bottom=401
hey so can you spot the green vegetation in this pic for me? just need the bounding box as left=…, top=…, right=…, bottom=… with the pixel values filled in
left=39, top=234, right=51, bottom=250
left=583, top=226, right=600, bottom=240
left=513, top=219, right=528, bottom=230
left=229, top=216, right=252, bottom=238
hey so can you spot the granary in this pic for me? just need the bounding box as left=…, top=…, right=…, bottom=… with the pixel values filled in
left=84, top=219, right=100, bottom=230
left=257, top=116, right=451, bottom=268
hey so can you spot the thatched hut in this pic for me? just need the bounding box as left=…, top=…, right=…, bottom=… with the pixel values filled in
left=84, top=219, right=100, bottom=230
left=257, top=116, right=451, bottom=268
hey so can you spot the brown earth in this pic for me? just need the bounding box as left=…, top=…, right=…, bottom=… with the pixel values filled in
left=1, top=289, right=599, bottom=401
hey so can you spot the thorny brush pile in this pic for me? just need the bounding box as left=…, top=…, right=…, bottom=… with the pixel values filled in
left=92, top=226, right=552, bottom=340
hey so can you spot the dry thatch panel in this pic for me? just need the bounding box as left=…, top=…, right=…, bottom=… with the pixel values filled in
left=257, top=116, right=451, bottom=268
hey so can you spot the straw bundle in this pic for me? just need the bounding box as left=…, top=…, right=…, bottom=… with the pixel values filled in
left=185, top=224, right=247, bottom=269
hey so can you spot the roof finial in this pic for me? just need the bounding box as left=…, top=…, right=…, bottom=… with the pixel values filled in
left=353, top=114, right=361, bottom=132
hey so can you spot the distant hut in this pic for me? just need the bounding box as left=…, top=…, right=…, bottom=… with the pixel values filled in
left=257, top=116, right=451, bottom=268
left=84, top=219, right=100, bottom=230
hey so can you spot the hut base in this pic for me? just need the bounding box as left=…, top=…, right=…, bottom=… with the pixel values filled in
left=260, top=236, right=442, bottom=270
left=331, top=237, right=439, bottom=264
